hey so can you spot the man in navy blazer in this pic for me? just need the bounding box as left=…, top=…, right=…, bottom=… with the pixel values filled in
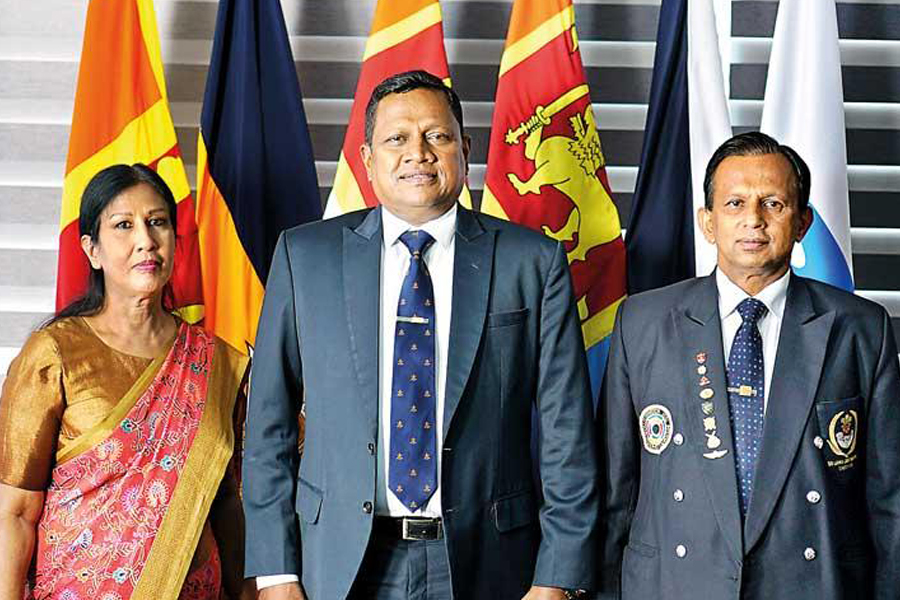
left=597, top=132, right=900, bottom=599
left=243, top=71, right=599, bottom=599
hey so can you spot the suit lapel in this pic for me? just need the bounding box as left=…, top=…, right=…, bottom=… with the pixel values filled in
left=443, top=208, right=494, bottom=439
left=744, top=276, right=834, bottom=551
left=677, top=275, right=743, bottom=560
left=343, top=208, right=382, bottom=434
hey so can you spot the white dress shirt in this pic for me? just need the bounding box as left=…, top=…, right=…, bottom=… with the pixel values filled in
left=257, top=205, right=456, bottom=590
left=377, top=204, right=455, bottom=517
left=716, top=268, right=790, bottom=413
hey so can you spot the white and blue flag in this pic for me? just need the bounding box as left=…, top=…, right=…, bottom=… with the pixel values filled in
left=761, top=0, right=854, bottom=291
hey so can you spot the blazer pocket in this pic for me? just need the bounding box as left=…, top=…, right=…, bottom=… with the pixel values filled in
left=487, top=308, right=529, bottom=328
left=295, top=477, right=323, bottom=524
left=625, top=539, right=659, bottom=558
left=815, top=396, right=864, bottom=479
left=492, top=490, right=537, bottom=532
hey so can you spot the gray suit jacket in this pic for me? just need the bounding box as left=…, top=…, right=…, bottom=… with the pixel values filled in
left=598, top=273, right=900, bottom=599
left=243, top=206, right=599, bottom=599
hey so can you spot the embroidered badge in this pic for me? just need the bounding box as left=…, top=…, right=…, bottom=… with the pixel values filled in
left=639, top=404, right=674, bottom=455
left=826, top=409, right=859, bottom=470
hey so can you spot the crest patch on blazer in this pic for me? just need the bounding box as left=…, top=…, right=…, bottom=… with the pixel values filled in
left=639, top=404, right=674, bottom=455
left=827, top=409, right=859, bottom=470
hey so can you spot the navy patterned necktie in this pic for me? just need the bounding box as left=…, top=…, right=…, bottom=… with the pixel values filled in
left=389, top=230, right=437, bottom=512
left=727, top=297, right=768, bottom=516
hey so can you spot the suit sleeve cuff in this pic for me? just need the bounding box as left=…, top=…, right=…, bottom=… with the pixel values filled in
left=256, top=574, right=300, bottom=589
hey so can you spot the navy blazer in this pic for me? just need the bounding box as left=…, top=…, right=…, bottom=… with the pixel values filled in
left=243, top=206, right=599, bottom=598
left=598, top=273, right=900, bottom=599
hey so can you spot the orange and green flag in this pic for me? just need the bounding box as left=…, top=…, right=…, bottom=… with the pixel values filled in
left=56, top=0, right=202, bottom=320
left=323, top=0, right=470, bottom=217
left=482, top=0, right=627, bottom=396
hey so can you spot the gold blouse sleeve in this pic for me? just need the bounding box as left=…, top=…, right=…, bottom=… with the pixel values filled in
left=0, top=329, right=64, bottom=490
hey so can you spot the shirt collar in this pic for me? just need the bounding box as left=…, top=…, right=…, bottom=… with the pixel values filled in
left=382, top=203, right=458, bottom=250
left=715, top=267, right=791, bottom=321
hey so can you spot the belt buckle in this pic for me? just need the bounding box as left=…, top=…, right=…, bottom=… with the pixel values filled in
left=401, top=517, right=441, bottom=541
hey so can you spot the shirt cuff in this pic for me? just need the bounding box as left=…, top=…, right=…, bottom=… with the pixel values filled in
left=256, top=574, right=300, bottom=590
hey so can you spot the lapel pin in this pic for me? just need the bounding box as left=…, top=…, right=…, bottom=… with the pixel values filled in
left=699, top=376, right=711, bottom=386
left=705, top=432, right=722, bottom=450
left=703, top=416, right=717, bottom=432
left=701, top=401, right=715, bottom=416
left=639, top=404, right=674, bottom=455
left=703, top=449, right=728, bottom=460
left=696, top=352, right=707, bottom=364
left=700, top=388, right=714, bottom=400
left=697, top=365, right=708, bottom=375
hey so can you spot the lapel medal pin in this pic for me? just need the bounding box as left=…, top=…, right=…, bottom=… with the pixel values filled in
left=703, top=449, right=728, bottom=459
left=638, top=404, right=674, bottom=455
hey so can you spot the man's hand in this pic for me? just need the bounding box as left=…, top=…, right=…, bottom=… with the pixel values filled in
left=258, top=582, right=306, bottom=600
left=522, top=585, right=568, bottom=600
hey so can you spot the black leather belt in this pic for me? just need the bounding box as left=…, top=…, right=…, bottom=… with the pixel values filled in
left=373, top=516, right=443, bottom=541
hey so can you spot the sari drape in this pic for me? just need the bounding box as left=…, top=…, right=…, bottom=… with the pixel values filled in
left=29, top=323, right=244, bottom=600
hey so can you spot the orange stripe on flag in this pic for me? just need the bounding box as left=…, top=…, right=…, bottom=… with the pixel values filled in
left=505, top=0, right=571, bottom=48
left=370, top=0, right=435, bottom=34
left=196, top=137, right=264, bottom=354
left=65, top=0, right=161, bottom=174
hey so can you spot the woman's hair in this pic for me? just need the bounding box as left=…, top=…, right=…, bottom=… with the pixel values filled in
left=45, top=164, right=177, bottom=327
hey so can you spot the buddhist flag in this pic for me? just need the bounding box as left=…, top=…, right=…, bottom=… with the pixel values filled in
left=761, top=0, right=853, bottom=291
left=323, top=0, right=470, bottom=217
left=57, top=0, right=202, bottom=318
left=196, top=0, right=321, bottom=354
left=482, top=0, right=626, bottom=396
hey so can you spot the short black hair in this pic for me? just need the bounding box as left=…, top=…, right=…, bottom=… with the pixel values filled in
left=703, top=131, right=811, bottom=212
left=364, top=70, right=465, bottom=146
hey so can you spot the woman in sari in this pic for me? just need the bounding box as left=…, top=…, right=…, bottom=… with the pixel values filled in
left=0, top=164, right=251, bottom=600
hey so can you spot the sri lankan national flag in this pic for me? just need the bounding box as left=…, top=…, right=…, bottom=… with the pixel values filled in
left=482, top=0, right=627, bottom=397
left=196, top=0, right=321, bottom=355
left=57, top=0, right=202, bottom=318
left=323, top=0, right=470, bottom=217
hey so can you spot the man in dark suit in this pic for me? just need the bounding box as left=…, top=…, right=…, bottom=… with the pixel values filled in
left=598, top=131, right=900, bottom=599
left=243, top=70, right=598, bottom=600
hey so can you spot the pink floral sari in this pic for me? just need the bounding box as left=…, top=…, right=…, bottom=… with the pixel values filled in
left=29, top=324, right=244, bottom=600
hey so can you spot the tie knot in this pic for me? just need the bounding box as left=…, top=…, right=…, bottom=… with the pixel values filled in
left=399, top=230, right=435, bottom=257
left=737, top=298, right=767, bottom=324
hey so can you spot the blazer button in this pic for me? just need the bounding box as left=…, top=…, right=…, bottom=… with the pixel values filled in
left=367, top=442, right=375, bottom=455
left=813, top=436, right=824, bottom=449
left=673, top=433, right=684, bottom=446
left=362, top=501, right=373, bottom=514
left=673, top=489, right=684, bottom=502
left=806, top=490, right=821, bottom=504
left=803, top=547, right=816, bottom=561
left=675, top=544, right=687, bottom=558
